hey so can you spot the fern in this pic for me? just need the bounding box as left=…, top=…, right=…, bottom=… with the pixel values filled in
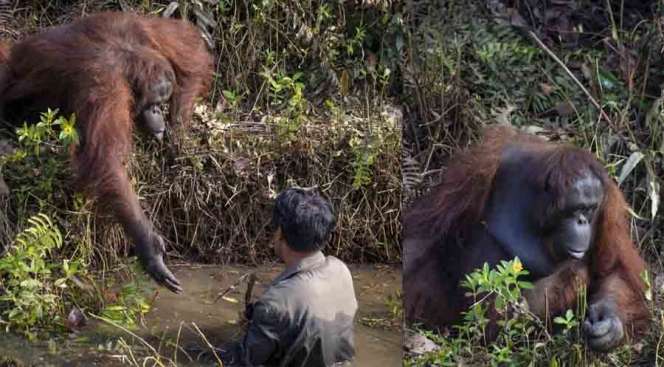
left=13, top=213, right=63, bottom=254
left=0, top=213, right=67, bottom=339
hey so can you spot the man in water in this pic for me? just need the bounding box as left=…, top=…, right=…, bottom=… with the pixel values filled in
left=221, top=187, right=358, bottom=366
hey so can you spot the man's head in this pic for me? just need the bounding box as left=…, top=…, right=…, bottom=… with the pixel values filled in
left=271, top=188, right=336, bottom=258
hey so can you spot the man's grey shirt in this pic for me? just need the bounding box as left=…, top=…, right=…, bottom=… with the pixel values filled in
left=241, top=251, right=358, bottom=366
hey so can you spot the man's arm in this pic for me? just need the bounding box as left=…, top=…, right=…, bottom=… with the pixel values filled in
left=241, top=301, right=284, bottom=366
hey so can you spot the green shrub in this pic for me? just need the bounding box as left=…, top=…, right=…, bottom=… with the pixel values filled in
left=0, top=110, right=153, bottom=337
left=100, top=280, right=151, bottom=329
left=0, top=213, right=82, bottom=339
left=405, top=258, right=642, bottom=367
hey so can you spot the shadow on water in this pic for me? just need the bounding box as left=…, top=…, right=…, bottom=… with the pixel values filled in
left=0, top=264, right=402, bottom=366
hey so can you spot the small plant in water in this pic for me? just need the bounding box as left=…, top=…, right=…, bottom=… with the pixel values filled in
left=101, top=262, right=152, bottom=329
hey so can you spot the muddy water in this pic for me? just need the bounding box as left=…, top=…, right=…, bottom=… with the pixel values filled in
left=0, top=264, right=402, bottom=366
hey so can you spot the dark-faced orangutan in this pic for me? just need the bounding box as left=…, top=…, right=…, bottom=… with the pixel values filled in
left=0, top=12, right=215, bottom=293
left=403, top=126, right=649, bottom=352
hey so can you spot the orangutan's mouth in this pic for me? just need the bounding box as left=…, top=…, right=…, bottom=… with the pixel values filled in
left=567, top=249, right=586, bottom=259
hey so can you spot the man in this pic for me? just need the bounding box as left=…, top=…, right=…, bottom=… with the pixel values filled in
left=223, top=187, right=358, bottom=366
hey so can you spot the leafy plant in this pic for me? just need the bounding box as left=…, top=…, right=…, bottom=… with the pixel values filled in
left=222, top=89, right=242, bottom=109
left=261, top=69, right=306, bottom=114
left=0, top=108, right=152, bottom=336
left=554, top=309, right=579, bottom=333
left=2, top=109, right=78, bottom=214
left=406, top=258, right=594, bottom=367
left=260, top=69, right=308, bottom=142
left=100, top=277, right=151, bottom=329
left=350, top=133, right=378, bottom=189
left=346, top=24, right=367, bottom=56
left=16, top=108, right=78, bottom=155
left=0, top=213, right=82, bottom=339
left=385, top=289, right=403, bottom=321
left=349, top=111, right=399, bottom=189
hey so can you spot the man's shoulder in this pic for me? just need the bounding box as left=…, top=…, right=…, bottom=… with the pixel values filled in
left=262, top=255, right=354, bottom=299
left=325, top=254, right=350, bottom=267
left=324, top=254, right=345, bottom=265
left=323, top=255, right=353, bottom=277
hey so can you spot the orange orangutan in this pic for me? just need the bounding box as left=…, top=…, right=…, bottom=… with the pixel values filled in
left=0, top=12, right=214, bottom=293
left=404, top=126, right=649, bottom=352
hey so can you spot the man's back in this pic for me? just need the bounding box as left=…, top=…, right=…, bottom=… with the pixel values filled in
left=244, top=252, right=358, bottom=367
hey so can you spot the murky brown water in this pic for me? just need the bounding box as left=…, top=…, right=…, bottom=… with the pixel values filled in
left=0, top=264, right=402, bottom=366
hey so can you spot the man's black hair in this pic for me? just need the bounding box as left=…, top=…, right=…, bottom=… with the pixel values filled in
left=272, top=188, right=336, bottom=252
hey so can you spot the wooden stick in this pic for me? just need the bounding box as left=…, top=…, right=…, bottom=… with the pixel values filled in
left=529, top=31, right=613, bottom=126
left=214, top=272, right=255, bottom=303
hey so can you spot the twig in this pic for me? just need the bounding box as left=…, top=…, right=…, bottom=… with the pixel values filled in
left=245, top=273, right=257, bottom=305
left=192, top=322, right=224, bottom=366
left=528, top=31, right=613, bottom=127
left=90, top=313, right=163, bottom=358
left=214, top=271, right=255, bottom=303
left=171, top=321, right=196, bottom=364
